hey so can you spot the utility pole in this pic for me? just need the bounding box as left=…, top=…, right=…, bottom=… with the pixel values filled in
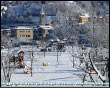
left=31, top=57, right=32, bottom=77
left=72, top=40, right=74, bottom=68
left=8, top=57, right=11, bottom=82
left=32, top=40, right=34, bottom=63
left=92, top=17, right=95, bottom=48
left=44, top=42, right=45, bottom=58
left=44, top=49, right=45, bottom=57
left=57, top=43, right=58, bottom=62
left=31, top=52, right=32, bottom=77
left=31, top=41, right=34, bottom=77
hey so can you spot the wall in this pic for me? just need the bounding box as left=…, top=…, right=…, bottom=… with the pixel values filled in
left=17, top=29, right=33, bottom=40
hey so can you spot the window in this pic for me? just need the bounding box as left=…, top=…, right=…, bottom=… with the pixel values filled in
left=28, top=35, right=30, bottom=37
left=20, top=31, right=25, bottom=32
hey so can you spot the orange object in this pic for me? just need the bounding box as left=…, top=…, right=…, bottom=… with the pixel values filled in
left=91, top=70, right=95, bottom=72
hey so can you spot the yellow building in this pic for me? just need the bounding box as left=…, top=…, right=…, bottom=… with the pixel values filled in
left=49, top=21, right=53, bottom=26
left=80, top=17, right=89, bottom=24
left=16, top=26, right=33, bottom=41
left=79, top=13, right=90, bottom=24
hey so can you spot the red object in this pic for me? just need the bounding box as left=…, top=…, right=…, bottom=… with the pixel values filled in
left=30, top=67, right=32, bottom=70
left=26, top=68, right=28, bottom=71
left=91, top=70, right=95, bottom=72
left=66, top=40, right=70, bottom=42
left=19, top=57, right=24, bottom=62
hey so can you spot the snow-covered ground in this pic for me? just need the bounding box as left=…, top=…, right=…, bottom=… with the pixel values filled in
left=1, top=46, right=109, bottom=87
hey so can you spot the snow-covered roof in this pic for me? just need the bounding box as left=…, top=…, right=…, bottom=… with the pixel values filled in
left=56, top=39, right=60, bottom=41
left=2, top=29, right=11, bottom=31
left=78, top=23, right=85, bottom=25
left=52, top=38, right=60, bottom=42
left=1, top=6, right=7, bottom=16
left=60, top=41, right=64, bottom=43
left=48, top=39, right=54, bottom=42
left=1, top=6, right=7, bottom=11
left=67, top=1, right=74, bottom=3
left=39, top=25, right=54, bottom=30
left=80, top=13, right=90, bottom=18
left=48, top=3, right=54, bottom=5
left=63, top=38, right=68, bottom=41
left=14, top=26, right=34, bottom=30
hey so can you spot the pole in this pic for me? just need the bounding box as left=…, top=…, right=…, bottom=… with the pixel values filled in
left=31, top=55, right=32, bottom=77
left=44, top=42, right=45, bottom=57
left=92, top=17, right=95, bottom=48
left=44, top=48, right=45, bottom=57
left=31, top=41, right=33, bottom=77
left=72, top=19, right=74, bottom=68
left=72, top=45, right=74, bottom=68
left=57, top=43, right=58, bottom=62
left=32, top=41, right=34, bottom=63
left=32, top=50, right=33, bottom=63
left=8, top=57, right=10, bottom=82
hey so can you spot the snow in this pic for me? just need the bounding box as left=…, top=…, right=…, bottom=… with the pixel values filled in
left=10, top=49, right=84, bottom=83
left=1, top=46, right=109, bottom=87
left=39, top=25, right=54, bottom=30
left=14, top=26, right=34, bottom=30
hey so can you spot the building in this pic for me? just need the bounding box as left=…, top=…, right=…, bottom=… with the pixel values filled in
left=1, top=4, right=54, bottom=42
left=45, top=16, right=56, bottom=26
left=2, top=29, right=11, bottom=37
left=34, top=25, right=54, bottom=41
left=40, top=6, right=45, bottom=25
left=12, top=26, right=34, bottom=41
left=33, top=5, right=54, bottom=41
left=97, top=16, right=108, bottom=23
left=78, top=13, right=90, bottom=24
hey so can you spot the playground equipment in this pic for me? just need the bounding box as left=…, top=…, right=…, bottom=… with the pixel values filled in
left=9, top=50, right=25, bottom=68
left=42, top=62, right=48, bottom=66
left=24, top=66, right=32, bottom=74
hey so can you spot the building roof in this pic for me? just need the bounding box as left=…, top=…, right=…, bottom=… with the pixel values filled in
left=14, top=26, right=34, bottom=30
left=39, top=25, right=54, bottom=30
left=80, top=13, right=90, bottom=18
left=1, top=6, right=7, bottom=11
left=2, top=28, right=11, bottom=31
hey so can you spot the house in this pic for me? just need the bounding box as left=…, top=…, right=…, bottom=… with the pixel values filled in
left=97, top=16, right=108, bottom=23
left=78, top=13, right=90, bottom=24
left=12, top=26, right=34, bottom=41
left=2, top=28, right=11, bottom=37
